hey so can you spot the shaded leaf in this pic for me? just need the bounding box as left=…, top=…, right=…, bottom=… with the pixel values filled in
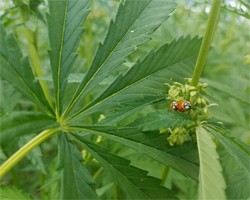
left=47, top=0, right=91, bottom=114
left=0, top=24, right=53, bottom=115
left=71, top=126, right=199, bottom=180
left=58, top=133, right=99, bottom=200
left=128, top=109, right=193, bottom=131
left=69, top=36, right=202, bottom=122
left=73, top=134, right=177, bottom=199
left=205, top=124, right=250, bottom=174
left=217, top=141, right=250, bottom=199
left=0, top=111, right=56, bottom=147
left=66, top=0, right=176, bottom=116
left=196, top=126, right=226, bottom=200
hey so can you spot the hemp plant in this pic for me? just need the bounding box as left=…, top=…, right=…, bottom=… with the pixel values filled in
left=0, top=0, right=249, bottom=199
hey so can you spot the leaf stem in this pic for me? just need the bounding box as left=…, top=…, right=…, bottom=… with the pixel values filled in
left=19, top=7, right=54, bottom=108
left=0, top=128, right=59, bottom=179
left=190, top=0, right=222, bottom=87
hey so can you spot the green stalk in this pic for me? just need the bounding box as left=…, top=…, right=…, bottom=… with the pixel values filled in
left=19, top=6, right=53, bottom=108
left=0, top=128, right=59, bottom=179
left=190, top=0, right=222, bottom=86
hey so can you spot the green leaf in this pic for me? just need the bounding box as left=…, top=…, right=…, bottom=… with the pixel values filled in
left=58, top=133, right=99, bottom=200
left=0, top=24, right=53, bottom=115
left=0, top=185, right=32, bottom=200
left=0, top=111, right=56, bottom=147
left=65, top=0, right=176, bottom=116
left=71, top=126, right=199, bottom=180
left=205, top=124, right=250, bottom=174
left=217, top=142, right=250, bottom=199
left=73, top=134, right=177, bottom=200
left=69, top=36, right=202, bottom=122
left=204, top=78, right=250, bottom=105
left=196, top=126, right=226, bottom=200
left=47, top=0, right=91, bottom=114
left=128, top=109, right=193, bottom=131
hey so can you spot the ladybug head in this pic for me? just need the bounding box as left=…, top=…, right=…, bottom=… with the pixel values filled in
left=183, top=101, right=191, bottom=110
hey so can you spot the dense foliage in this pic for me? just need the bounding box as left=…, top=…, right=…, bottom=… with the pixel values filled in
left=0, top=0, right=249, bottom=199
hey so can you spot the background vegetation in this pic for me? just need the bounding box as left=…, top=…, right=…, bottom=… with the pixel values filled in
left=0, top=0, right=249, bottom=199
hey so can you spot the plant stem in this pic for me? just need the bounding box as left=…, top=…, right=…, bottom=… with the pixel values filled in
left=19, top=7, right=53, bottom=108
left=0, top=128, right=59, bottom=179
left=190, top=0, right=222, bottom=86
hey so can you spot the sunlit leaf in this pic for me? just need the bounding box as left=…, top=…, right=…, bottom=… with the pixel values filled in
left=196, top=126, right=226, bottom=200
left=47, top=0, right=91, bottom=114
left=0, top=185, right=32, bottom=200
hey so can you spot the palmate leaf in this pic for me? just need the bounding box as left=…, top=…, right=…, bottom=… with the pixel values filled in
left=0, top=111, right=56, bottom=147
left=47, top=0, right=91, bottom=114
left=128, top=109, right=192, bottom=131
left=0, top=24, right=53, bottom=115
left=58, top=133, right=99, bottom=200
left=196, top=126, right=226, bottom=200
left=69, top=36, right=201, bottom=122
left=65, top=0, right=176, bottom=116
left=73, top=134, right=177, bottom=200
left=72, top=126, right=199, bottom=180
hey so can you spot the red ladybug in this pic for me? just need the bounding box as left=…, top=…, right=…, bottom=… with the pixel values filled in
left=176, top=100, right=191, bottom=112
left=169, top=100, right=191, bottom=112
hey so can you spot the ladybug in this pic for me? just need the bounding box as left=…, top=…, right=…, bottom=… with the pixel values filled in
left=169, top=101, right=178, bottom=110
left=177, top=100, right=191, bottom=112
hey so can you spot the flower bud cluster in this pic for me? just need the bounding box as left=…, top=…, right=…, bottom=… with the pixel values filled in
left=166, top=78, right=213, bottom=146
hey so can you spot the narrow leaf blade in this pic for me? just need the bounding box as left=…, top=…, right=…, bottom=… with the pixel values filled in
left=196, top=126, right=226, bottom=200
left=47, top=0, right=91, bottom=114
left=0, top=24, right=53, bottom=114
left=58, top=133, right=99, bottom=200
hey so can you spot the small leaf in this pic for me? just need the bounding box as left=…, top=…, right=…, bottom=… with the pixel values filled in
left=47, top=0, right=91, bottom=114
left=58, top=133, right=99, bottom=200
left=0, top=24, right=53, bottom=115
left=71, top=126, right=199, bottom=180
left=196, top=126, right=226, bottom=200
left=128, top=109, right=192, bottom=131
left=73, top=134, right=177, bottom=199
left=66, top=0, right=176, bottom=116
left=0, top=111, right=56, bottom=147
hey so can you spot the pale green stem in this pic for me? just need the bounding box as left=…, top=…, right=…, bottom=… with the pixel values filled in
left=0, top=128, right=59, bottom=179
left=19, top=7, right=53, bottom=109
left=190, top=0, right=222, bottom=87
